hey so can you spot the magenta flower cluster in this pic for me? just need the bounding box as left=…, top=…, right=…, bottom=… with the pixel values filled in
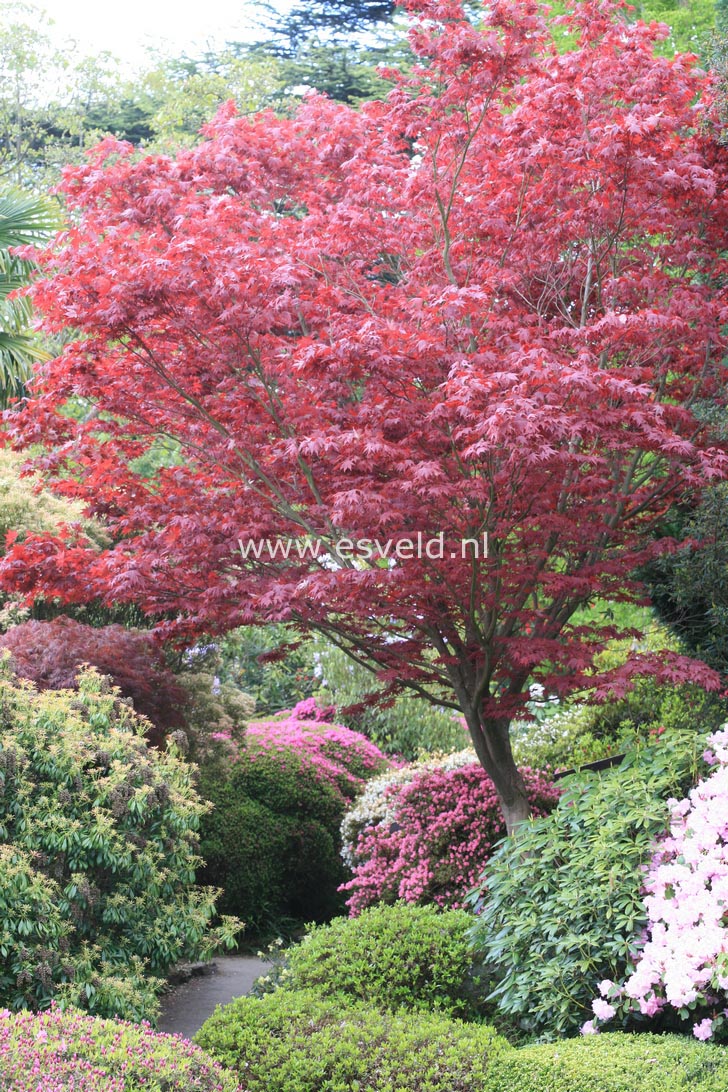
left=586, top=728, right=728, bottom=1042
left=246, top=708, right=391, bottom=804
left=340, top=760, right=560, bottom=914
left=0, top=1005, right=240, bottom=1091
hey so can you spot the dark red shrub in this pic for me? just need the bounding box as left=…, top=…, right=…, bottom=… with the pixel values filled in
left=0, top=618, right=185, bottom=745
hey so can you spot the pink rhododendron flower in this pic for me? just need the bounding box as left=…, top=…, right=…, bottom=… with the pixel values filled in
left=693, top=1018, right=714, bottom=1041
left=340, top=757, right=559, bottom=913
left=592, top=999, right=616, bottom=1021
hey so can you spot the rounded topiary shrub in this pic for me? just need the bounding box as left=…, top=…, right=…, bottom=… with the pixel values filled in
left=199, top=712, right=390, bottom=933
left=0, top=1005, right=241, bottom=1091
left=0, top=661, right=238, bottom=1021
left=278, top=903, right=486, bottom=1020
left=195, top=988, right=509, bottom=1092
left=483, top=1032, right=728, bottom=1092
left=340, top=751, right=559, bottom=913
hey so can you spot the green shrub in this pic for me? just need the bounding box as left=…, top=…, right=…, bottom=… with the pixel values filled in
left=0, top=661, right=239, bottom=1021
left=468, top=730, right=706, bottom=1039
left=0, top=1005, right=241, bottom=1091
left=0, top=845, right=73, bottom=1010
left=196, top=988, right=509, bottom=1092
left=511, top=617, right=726, bottom=771
left=512, top=681, right=725, bottom=772
left=199, top=719, right=388, bottom=933
left=275, top=903, right=486, bottom=1020
left=174, top=669, right=252, bottom=771
left=216, top=624, right=318, bottom=715
left=200, top=748, right=349, bottom=932
left=484, top=1033, right=728, bottom=1092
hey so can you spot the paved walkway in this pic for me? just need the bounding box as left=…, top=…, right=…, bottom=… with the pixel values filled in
left=158, top=955, right=270, bottom=1041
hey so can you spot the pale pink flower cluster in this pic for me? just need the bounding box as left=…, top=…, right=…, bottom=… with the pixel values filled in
left=585, top=729, right=728, bottom=1042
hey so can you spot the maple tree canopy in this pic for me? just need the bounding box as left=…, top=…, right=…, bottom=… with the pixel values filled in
left=4, top=0, right=728, bottom=830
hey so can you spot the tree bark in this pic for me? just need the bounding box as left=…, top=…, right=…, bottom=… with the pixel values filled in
left=462, top=711, right=531, bottom=835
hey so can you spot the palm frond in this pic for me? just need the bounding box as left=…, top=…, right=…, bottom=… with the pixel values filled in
left=0, top=189, right=58, bottom=250
left=0, top=187, right=58, bottom=408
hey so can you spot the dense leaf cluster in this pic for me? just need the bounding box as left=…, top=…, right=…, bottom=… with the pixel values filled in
left=0, top=662, right=238, bottom=1020
left=468, top=731, right=707, bottom=1038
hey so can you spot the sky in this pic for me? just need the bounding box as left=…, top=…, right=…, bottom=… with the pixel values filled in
left=42, top=0, right=262, bottom=69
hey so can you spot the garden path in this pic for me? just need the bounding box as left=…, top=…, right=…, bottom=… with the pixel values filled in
left=158, top=955, right=270, bottom=1041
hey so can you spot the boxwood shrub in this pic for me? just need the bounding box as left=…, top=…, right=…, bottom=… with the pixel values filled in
left=195, top=988, right=509, bottom=1092
left=199, top=716, right=389, bottom=933
left=484, top=1033, right=728, bottom=1092
left=276, top=903, right=487, bottom=1021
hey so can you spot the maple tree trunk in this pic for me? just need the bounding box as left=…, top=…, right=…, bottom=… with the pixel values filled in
left=463, top=712, right=531, bottom=835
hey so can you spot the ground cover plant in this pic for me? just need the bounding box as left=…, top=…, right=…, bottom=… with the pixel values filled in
left=482, top=1032, right=728, bottom=1092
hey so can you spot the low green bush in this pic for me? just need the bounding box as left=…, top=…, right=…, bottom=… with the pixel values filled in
left=469, top=730, right=706, bottom=1039
left=196, top=988, right=509, bottom=1092
left=0, top=1005, right=241, bottom=1091
left=272, top=903, right=486, bottom=1020
left=484, top=1033, right=728, bottom=1092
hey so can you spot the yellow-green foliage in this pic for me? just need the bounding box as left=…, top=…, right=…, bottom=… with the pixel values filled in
left=484, top=1033, right=728, bottom=1091
left=0, top=448, right=104, bottom=549
left=545, top=0, right=715, bottom=55
left=0, top=661, right=240, bottom=1021
left=196, top=988, right=509, bottom=1092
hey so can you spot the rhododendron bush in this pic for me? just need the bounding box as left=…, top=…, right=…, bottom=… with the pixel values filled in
left=587, top=728, right=728, bottom=1042
left=247, top=700, right=390, bottom=800
left=468, top=730, right=705, bottom=1039
left=200, top=705, right=390, bottom=930
left=340, top=752, right=558, bottom=913
left=4, top=0, right=728, bottom=832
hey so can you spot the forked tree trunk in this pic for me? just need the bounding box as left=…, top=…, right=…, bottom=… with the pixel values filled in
left=462, top=711, right=531, bottom=835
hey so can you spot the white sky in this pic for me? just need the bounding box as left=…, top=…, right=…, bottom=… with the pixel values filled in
left=42, top=0, right=262, bottom=69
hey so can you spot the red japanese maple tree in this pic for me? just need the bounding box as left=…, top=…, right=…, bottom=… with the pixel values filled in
left=5, top=0, right=728, bottom=829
